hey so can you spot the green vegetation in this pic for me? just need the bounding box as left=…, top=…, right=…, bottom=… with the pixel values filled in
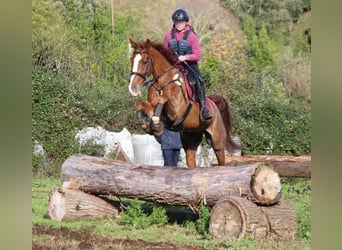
left=120, top=198, right=168, bottom=229
left=33, top=177, right=311, bottom=249
left=32, top=0, right=310, bottom=248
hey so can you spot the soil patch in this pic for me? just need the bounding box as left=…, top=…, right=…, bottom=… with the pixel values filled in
left=32, top=224, right=204, bottom=250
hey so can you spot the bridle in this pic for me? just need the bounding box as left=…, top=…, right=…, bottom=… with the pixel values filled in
left=130, top=50, right=152, bottom=81
left=130, top=49, right=184, bottom=96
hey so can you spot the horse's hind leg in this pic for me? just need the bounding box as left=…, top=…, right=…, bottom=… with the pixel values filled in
left=214, top=148, right=226, bottom=166
left=204, top=131, right=226, bottom=166
left=184, top=148, right=197, bottom=169
left=180, top=131, right=203, bottom=169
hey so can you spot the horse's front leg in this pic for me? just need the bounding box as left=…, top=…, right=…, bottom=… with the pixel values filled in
left=149, top=95, right=169, bottom=136
left=135, top=98, right=166, bottom=136
left=135, top=100, right=155, bottom=134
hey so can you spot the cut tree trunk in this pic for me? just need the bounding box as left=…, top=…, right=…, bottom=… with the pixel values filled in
left=61, top=154, right=281, bottom=208
left=209, top=197, right=297, bottom=240
left=260, top=201, right=297, bottom=240
left=48, top=187, right=119, bottom=221
left=212, top=155, right=311, bottom=177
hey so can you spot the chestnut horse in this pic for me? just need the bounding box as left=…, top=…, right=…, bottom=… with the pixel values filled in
left=128, top=39, right=239, bottom=168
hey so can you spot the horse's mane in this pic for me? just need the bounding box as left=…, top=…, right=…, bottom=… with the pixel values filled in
left=151, top=42, right=178, bottom=65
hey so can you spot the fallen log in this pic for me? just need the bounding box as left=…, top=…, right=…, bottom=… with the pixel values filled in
left=260, top=201, right=297, bottom=240
left=48, top=187, right=119, bottom=221
left=209, top=197, right=297, bottom=240
left=212, top=155, right=311, bottom=177
left=61, top=154, right=281, bottom=208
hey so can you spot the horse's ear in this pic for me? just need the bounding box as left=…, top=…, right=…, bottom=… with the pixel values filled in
left=146, top=39, right=152, bottom=49
left=129, top=38, right=137, bottom=49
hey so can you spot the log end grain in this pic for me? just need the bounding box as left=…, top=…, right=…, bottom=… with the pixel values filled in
left=48, top=188, right=67, bottom=221
left=209, top=197, right=269, bottom=240
left=250, top=164, right=281, bottom=205
left=209, top=197, right=298, bottom=241
left=48, top=188, right=119, bottom=221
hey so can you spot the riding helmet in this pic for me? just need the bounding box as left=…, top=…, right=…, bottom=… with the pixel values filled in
left=172, top=8, right=189, bottom=23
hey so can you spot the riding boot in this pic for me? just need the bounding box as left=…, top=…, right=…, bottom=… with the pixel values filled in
left=196, top=80, right=212, bottom=121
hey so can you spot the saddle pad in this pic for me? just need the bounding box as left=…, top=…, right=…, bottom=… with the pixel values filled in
left=182, top=71, right=210, bottom=108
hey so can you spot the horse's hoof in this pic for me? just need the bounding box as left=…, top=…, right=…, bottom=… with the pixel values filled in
left=152, top=122, right=164, bottom=135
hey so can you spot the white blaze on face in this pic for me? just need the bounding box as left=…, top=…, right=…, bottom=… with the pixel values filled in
left=128, top=53, right=142, bottom=96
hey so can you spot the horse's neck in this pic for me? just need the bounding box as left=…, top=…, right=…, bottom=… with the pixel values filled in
left=151, top=49, right=173, bottom=76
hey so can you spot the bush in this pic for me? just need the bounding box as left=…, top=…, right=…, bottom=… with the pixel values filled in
left=120, top=199, right=168, bottom=229
left=32, top=66, right=141, bottom=175
left=32, top=67, right=85, bottom=171
left=78, top=139, right=106, bottom=157
left=230, top=69, right=311, bottom=155
left=242, top=18, right=277, bottom=70
left=196, top=205, right=211, bottom=238
left=235, top=97, right=310, bottom=155
left=32, top=0, right=86, bottom=80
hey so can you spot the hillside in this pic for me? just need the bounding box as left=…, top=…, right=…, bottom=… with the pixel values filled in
left=112, top=0, right=244, bottom=42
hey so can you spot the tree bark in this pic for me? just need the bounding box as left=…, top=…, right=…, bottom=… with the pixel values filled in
left=48, top=187, right=119, bottom=221
left=212, top=155, right=311, bottom=177
left=209, top=197, right=297, bottom=240
left=260, top=201, right=297, bottom=240
left=61, top=154, right=281, bottom=208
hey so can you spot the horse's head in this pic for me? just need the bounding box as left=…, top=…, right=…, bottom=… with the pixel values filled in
left=128, top=38, right=154, bottom=96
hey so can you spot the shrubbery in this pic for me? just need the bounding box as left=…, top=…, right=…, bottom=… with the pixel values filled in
left=120, top=199, right=168, bottom=229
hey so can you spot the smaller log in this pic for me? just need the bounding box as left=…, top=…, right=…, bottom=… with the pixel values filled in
left=212, top=155, right=311, bottom=177
left=260, top=202, right=297, bottom=240
left=209, top=197, right=297, bottom=240
left=48, top=188, right=119, bottom=221
left=209, top=197, right=269, bottom=240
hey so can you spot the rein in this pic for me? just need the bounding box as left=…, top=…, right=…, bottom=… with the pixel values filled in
left=147, top=65, right=181, bottom=96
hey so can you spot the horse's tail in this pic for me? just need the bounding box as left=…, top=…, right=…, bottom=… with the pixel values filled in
left=208, top=94, right=241, bottom=152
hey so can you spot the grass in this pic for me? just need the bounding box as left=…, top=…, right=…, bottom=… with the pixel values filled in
left=32, top=176, right=311, bottom=249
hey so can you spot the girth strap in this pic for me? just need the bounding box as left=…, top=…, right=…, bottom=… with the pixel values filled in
left=170, top=101, right=193, bottom=131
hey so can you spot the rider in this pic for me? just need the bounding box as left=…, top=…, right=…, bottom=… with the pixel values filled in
left=163, top=8, right=212, bottom=121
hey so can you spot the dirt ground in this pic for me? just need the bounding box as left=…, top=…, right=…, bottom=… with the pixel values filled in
left=32, top=224, right=204, bottom=250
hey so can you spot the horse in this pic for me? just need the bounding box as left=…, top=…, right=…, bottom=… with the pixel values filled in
left=128, top=38, right=239, bottom=168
